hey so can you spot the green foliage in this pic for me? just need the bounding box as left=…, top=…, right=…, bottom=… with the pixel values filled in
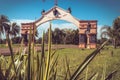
left=0, top=15, right=9, bottom=39
left=0, top=15, right=20, bottom=39
left=45, top=28, right=79, bottom=44
left=100, top=17, right=120, bottom=48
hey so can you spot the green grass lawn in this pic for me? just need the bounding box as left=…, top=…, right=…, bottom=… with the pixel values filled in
left=54, top=46, right=120, bottom=79
left=1, top=45, right=120, bottom=80
left=0, top=44, right=21, bottom=48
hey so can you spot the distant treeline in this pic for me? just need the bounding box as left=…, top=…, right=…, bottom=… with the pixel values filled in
left=0, top=28, right=79, bottom=45
left=37, top=28, right=79, bottom=45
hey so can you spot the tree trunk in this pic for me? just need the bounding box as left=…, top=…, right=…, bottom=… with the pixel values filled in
left=113, top=38, right=117, bottom=49
left=5, top=39, right=8, bottom=47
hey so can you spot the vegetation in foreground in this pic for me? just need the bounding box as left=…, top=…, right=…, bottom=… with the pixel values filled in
left=0, top=22, right=120, bottom=80
left=1, top=45, right=120, bottom=80
left=55, top=47, right=120, bottom=80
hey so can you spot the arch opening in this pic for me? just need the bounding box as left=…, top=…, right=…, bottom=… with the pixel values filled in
left=36, top=20, right=79, bottom=44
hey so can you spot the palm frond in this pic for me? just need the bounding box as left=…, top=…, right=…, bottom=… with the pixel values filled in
left=11, top=22, right=20, bottom=36
left=2, top=22, right=10, bottom=32
left=100, top=25, right=111, bottom=31
left=0, top=15, right=9, bottom=22
left=0, top=25, right=4, bottom=37
left=100, top=31, right=110, bottom=39
left=0, top=15, right=10, bottom=38
left=105, top=70, right=117, bottom=80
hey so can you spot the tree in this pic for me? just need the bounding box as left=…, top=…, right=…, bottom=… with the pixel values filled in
left=60, top=28, right=79, bottom=44
left=101, top=17, right=120, bottom=48
left=0, top=15, right=20, bottom=44
left=12, top=36, right=22, bottom=44
left=0, top=15, right=9, bottom=39
left=52, top=28, right=63, bottom=44
left=44, top=28, right=79, bottom=45
left=4, top=22, right=20, bottom=45
left=113, top=17, right=120, bottom=46
left=0, top=15, right=20, bottom=73
left=113, top=17, right=120, bottom=30
left=101, top=25, right=116, bottom=48
left=72, top=29, right=79, bottom=45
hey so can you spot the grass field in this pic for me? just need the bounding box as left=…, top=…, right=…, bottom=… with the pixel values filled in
left=53, top=46, right=120, bottom=79
left=1, top=44, right=120, bottom=80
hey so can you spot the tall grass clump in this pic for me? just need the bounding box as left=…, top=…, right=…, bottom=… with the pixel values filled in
left=0, top=22, right=118, bottom=80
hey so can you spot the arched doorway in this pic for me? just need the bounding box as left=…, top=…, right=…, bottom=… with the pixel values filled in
left=21, top=6, right=97, bottom=49
left=37, top=20, right=78, bottom=44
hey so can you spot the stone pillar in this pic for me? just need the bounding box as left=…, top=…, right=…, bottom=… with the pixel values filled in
left=24, top=31, right=28, bottom=46
left=87, top=34, right=90, bottom=49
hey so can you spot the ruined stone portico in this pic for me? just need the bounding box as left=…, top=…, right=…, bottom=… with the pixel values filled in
left=21, top=6, right=97, bottom=49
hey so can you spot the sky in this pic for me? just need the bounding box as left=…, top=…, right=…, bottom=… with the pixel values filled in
left=0, top=0, right=120, bottom=38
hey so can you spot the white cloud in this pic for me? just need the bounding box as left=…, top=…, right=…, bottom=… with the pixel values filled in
left=97, top=25, right=104, bottom=39
left=11, top=19, right=34, bottom=26
left=37, top=22, right=77, bottom=31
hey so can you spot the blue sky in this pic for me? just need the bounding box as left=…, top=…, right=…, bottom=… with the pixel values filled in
left=0, top=0, right=120, bottom=38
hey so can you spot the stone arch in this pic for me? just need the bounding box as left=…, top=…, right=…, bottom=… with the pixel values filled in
left=34, top=6, right=80, bottom=28
left=21, top=6, right=97, bottom=49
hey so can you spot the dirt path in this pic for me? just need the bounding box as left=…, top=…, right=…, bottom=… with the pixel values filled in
left=0, top=45, right=78, bottom=56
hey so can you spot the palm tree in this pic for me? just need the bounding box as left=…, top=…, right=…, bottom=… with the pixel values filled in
left=0, top=15, right=20, bottom=45
left=0, top=15, right=20, bottom=74
left=0, top=15, right=9, bottom=39
left=7, top=23, right=20, bottom=74
left=4, top=22, right=20, bottom=43
left=101, top=26, right=114, bottom=47
left=113, top=17, right=120, bottom=45
left=101, top=17, right=120, bottom=48
left=101, top=25, right=120, bottom=48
